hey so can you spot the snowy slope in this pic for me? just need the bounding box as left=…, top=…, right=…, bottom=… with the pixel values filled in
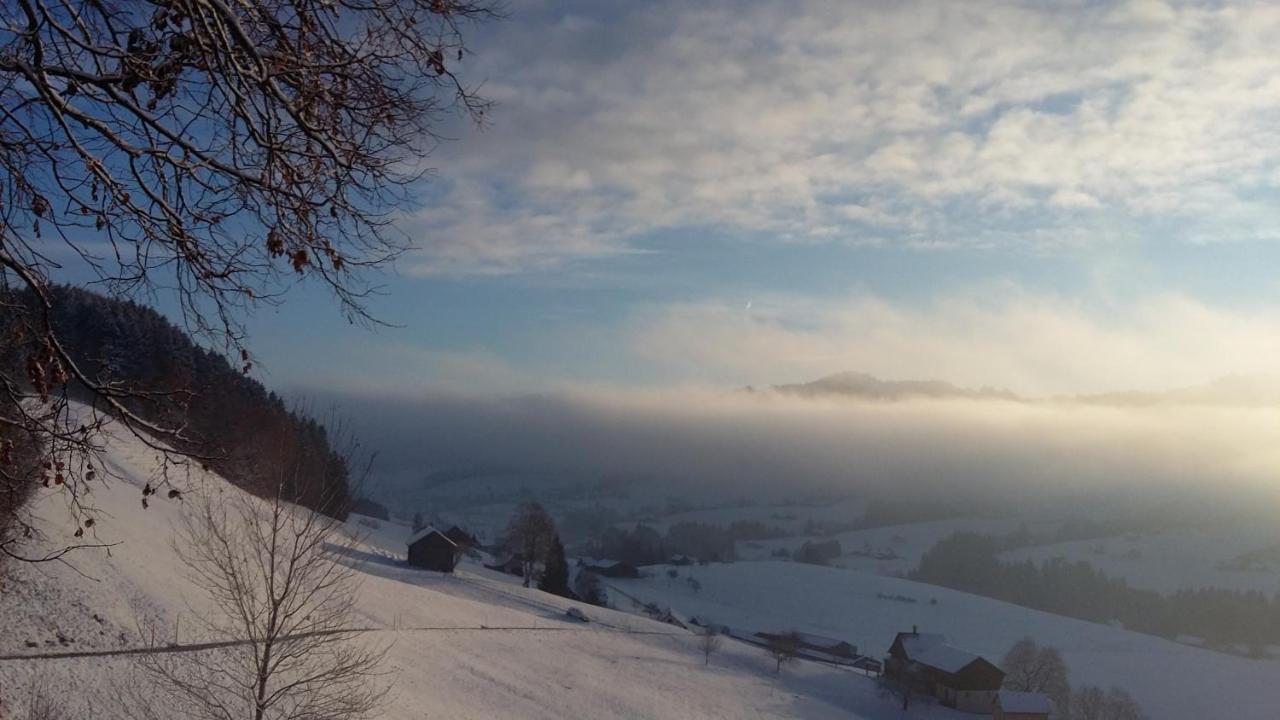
left=607, top=561, right=1280, bottom=720
left=735, top=516, right=1038, bottom=576
left=1001, top=523, right=1280, bottom=595
left=0, top=409, right=943, bottom=720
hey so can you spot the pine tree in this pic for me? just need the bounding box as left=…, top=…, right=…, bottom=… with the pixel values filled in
left=538, top=534, right=572, bottom=598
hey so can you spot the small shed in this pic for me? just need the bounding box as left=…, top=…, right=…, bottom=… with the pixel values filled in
left=995, top=691, right=1052, bottom=720
left=407, top=526, right=461, bottom=572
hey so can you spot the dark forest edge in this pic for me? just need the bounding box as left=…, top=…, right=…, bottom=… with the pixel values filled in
left=1, top=286, right=355, bottom=539
left=913, top=530, right=1280, bottom=655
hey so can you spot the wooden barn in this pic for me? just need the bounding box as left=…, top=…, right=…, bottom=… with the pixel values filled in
left=407, top=526, right=461, bottom=572
left=886, top=628, right=1005, bottom=714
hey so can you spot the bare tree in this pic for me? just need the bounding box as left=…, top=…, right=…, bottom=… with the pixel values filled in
left=1002, top=635, right=1071, bottom=712
left=878, top=660, right=921, bottom=713
left=697, top=624, right=722, bottom=666
left=764, top=631, right=801, bottom=675
left=1070, top=686, right=1146, bottom=720
left=17, top=677, right=69, bottom=720
left=136, top=475, right=386, bottom=720
left=501, top=499, right=556, bottom=587
left=0, top=0, right=497, bottom=553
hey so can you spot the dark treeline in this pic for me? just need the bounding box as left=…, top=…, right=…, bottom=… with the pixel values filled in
left=913, top=532, right=1280, bottom=653
left=1, top=286, right=353, bottom=519
left=587, top=522, right=737, bottom=566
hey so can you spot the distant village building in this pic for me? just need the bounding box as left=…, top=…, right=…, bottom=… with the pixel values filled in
left=407, top=526, right=461, bottom=573
left=994, top=691, right=1052, bottom=720
left=887, top=628, right=1005, bottom=714
left=485, top=553, right=525, bottom=577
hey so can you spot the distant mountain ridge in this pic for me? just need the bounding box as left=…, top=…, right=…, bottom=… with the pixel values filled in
left=763, top=371, right=1280, bottom=406
left=767, top=371, right=1021, bottom=401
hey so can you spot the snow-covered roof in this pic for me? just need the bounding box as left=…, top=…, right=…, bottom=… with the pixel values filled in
left=899, top=632, right=946, bottom=656
left=999, top=691, right=1052, bottom=714
left=407, top=525, right=457, bottom=547
left=913, top=643, right=984, bottom=674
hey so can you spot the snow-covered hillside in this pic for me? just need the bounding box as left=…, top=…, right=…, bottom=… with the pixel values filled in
left=1000, top=523, right=1280, bottom=595
left=735, top=516, right=1036, bottom=576
left=607, top=561, right=1280, bottom=720
left=0, top=410, right=950, bottom=719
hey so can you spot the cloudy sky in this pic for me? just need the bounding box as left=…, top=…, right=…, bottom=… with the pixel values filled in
left=249, top=0, right=1280, bottom=398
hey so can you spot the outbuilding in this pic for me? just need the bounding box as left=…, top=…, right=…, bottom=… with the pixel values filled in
left=407, top=526, right=461, bottom=572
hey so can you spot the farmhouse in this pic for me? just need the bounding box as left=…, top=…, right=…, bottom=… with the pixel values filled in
left=995, top=691, right=1053, bottom=720
left=407, top=526, right=461, bottom=572
left=887, top=628, right=1005, bottom=714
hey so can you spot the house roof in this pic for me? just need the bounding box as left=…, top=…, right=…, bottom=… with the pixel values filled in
left=407, top=525, right=457, bottom=547
left=999, top=691, right=1052, bottom=714
left=897, top=632, right=946, bottom=656
left=913, top=643, right=985, bottom=674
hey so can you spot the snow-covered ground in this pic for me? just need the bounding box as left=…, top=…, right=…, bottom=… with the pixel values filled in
left=0, top=410, right=952, bottom=719
left=630, top=498, right=868, bottom=536
left=1001, top=523, right=1280, bottom=595
left=736, top=516, right=1035, bottom=576
left=607, top=560, right=1280, bottom=720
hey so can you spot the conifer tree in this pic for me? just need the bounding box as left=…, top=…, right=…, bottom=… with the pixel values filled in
left=538, top=534, right=572, bottom=598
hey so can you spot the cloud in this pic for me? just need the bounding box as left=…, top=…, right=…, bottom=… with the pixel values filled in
left=629, top=290, right=1280, bottom=395
left=404, top=0, right=1280, bottom=273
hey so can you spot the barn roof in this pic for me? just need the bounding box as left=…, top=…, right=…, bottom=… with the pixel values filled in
left=999, top=691, right=1052, bottom=714
left=914, top=643, right=985, bottom=674
left=897, top=632, right=946, bottom=656
left=407, top=525, right=458, bottom=547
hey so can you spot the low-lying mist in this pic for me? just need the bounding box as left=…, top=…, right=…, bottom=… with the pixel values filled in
left=310, top=383, right=1280, bottom=523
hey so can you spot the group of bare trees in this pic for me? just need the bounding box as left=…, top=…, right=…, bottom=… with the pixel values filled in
left=1002, top=636, right=1071, bottom=710
left=501, top=499, right=558, bottom=588
left=1003, top=636, right=1146, bottom=720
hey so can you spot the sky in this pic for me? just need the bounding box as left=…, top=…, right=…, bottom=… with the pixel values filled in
left=242, top=0, right=1280, bottom=400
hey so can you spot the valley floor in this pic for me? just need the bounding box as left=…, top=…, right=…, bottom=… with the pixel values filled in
left=1, top=414, right=951, bottom=719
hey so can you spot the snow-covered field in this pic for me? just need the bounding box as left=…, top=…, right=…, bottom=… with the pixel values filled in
left=736, top=516, right=1035, bottom=576
left=608, top=560, right=1280, bottom=720
left=632, top=498, right=867, bottom=536
left=1001, top=524, right=1280, bottom=595
left=0, top=410, right=953, bottom=719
